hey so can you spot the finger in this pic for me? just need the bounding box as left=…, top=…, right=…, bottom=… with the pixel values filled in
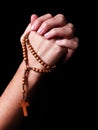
left=20, top=23, right=31, bottom=43
left=37, top=14, right=67, bottom=35
left=30, top=14, right=38, bottom=25
left=44, top=23, right=74, bottom=39
left=55, top=37, right=79, bottom=50
left=31, top=13, right=53, bottom=31
left=64, top=49, right=74, bottom=63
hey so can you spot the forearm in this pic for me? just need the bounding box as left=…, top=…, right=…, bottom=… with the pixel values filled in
left=0, top=60, right=41, bottom=130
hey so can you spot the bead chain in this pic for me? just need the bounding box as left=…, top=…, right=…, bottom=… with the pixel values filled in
left=20, top=31, right=56, bottom=116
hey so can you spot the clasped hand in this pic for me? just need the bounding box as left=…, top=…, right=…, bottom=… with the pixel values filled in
left=21, top=13, right=79, bottom=66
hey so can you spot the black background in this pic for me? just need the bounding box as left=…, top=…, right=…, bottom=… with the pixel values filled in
left=0, top=0, right=95, bottom=129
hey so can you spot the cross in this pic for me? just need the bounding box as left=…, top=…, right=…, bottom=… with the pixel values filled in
left=20, top=100, right=29, bottom=116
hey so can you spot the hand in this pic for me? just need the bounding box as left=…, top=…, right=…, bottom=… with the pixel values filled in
left=20, top=13, right=79, bottom=66
left=21, top=25, right=66, bottom=67
left=30, top=13, right=79, bottom=62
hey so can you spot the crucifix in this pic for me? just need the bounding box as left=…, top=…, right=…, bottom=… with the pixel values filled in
left=20, top=100, right=29, bottom=116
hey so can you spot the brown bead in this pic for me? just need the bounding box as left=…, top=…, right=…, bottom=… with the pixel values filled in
left=20, top=31, right=56, bottom=109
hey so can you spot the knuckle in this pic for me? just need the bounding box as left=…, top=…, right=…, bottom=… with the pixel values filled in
left=67, top=23, right=74, bottom=29
left=57, top=14, right=65, bottom=19
left=75, top=38, right=79, bottom=49
left=57, top=14, right=66, bottom=23
left=30, top=14, right=37, bottom=19
left=63, top=23, right=75, bottom=36
left=42, top=21, right=50, bottom=28
left=68, top=27, right=73, bottom=35
left=46, top=13, right=52, bottom=18
left=51, top=28, right=57, bottom=34
left=67, top=23, right=75, bottom=33
left=36, top=18, right=41, bottom=23
left=54, top=44, right=63, bottom=53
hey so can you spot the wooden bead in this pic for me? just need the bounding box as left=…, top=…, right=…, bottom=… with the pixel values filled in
left=20, top=31, right=56, bottom=116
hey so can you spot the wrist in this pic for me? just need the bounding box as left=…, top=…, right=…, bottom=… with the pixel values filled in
left=20, top=31, right=56, bottom=102
left=21, top=60, right=42, bottom=85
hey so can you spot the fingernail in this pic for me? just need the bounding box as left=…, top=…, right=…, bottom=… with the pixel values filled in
left=31, top=25, right=35, bottom=30
left=55, top=40, right=61, bottom=43
left=44, top=33, right=49, bottom=38
left=37, top=28, right=42, bottom=34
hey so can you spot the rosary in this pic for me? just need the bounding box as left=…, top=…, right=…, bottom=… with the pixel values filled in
left=20, top=31, right=56, bottom=116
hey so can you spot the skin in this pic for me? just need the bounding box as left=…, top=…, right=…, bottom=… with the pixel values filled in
left=30, top=14, right=79, bottom=62
left=0, top=14, right=78, bottom=130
